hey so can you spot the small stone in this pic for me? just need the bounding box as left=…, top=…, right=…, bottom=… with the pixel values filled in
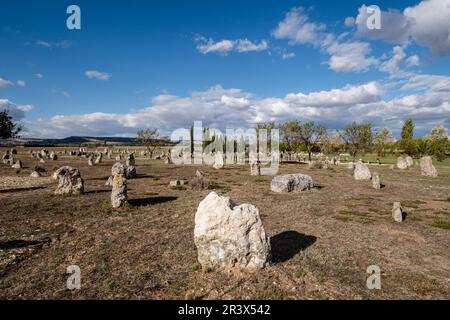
left=54, top=166, right=84, bottom=195
left=30, top=171, right=41, bottom=178
left=392, top=202, right=404, bottom=222
left=372, top=172, right=381, bottom=190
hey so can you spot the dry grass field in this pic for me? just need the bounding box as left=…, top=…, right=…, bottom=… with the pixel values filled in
left=0, top=147, right=449, bottom=299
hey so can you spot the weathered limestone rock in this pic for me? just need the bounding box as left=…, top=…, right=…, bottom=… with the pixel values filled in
left=354, top=161, right=372, bottom=180
left=11, top=160, right=22, bottom=169
left=111, top=163, right=127, bottom=208
left=250, top=161, right=261, bottom=176
left=270, top=173, right=313, bottom=193
left=54, top=166, right=84, bottom=195
left=2, top=152, right=11, bottom=165
left=194, top=192, right=271, bottom=270
left=397, top=157, right=409, bottom=170
left=213, top=153, right=224, bottom=169
left=405, top=156, right=414, bottom=167
left=105, top=176, right=113, bottom=186
left=94, top=153, right=102, bottom=164
left=420, top=156, right=438, bottom=177
left=372, top=172, right=381, bottom=190
left=49, top=152, right=57, bottom=160
left=392, top=202, right=404, bottom=222
left=30, top=171, right=42, bottom=178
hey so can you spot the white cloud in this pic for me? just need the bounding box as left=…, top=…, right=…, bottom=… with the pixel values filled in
left=272, top=7, right=378, bottom=73
left=326, top=39, right=379, bottom=73
left=36, top=40, right=73, bottom=49
left=84, top=70, right=111, bottom=81
left=21, top=78, right=450, bottom=138
left=17, top=80, right=26, bottom=87
left=344, top=17, right=355, bottom=27
left=355, top=0, right=450, bottom=56
left=34, top=73, right=44, bottom=79
left=272, top=7, right=326, bottom=46
left=281, top=52, right=295, bottom=60
left=380, top=46, right=406, bottom=74
left=406, top=55, right=420, bottom=67
left=195, top=36, right=268, bottom=54
left=0, top=99, right=33, bottom=121
left=0, top=77, right=14, bottom=88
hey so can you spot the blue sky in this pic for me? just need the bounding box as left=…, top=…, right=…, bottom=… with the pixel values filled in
left=1, top=0, right=450, bottom=138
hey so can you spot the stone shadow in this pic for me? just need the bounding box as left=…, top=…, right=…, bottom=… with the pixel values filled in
left=270, top=231, right=317, bottom=263
left=128, top=196, right=178, bottom=207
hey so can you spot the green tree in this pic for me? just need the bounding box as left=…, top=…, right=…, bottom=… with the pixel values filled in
left=340, top=121, right=372, bottom=159
left=135, top=128, right=163, bottom=157
left=280, top=120, right=301, bottom=152
left=0, top=109, right=22, bottom=139
left=401, top=118, right=414, bottom=141
left=298, top=121, right=328, bottom=161
left=374, top=127, right=394, bottom=157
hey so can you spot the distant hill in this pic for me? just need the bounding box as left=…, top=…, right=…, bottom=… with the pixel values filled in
left=1, top=136, right=167, bottom=146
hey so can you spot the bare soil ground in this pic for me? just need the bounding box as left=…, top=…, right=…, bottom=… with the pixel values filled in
left=0, top=147, right=449, bottom=299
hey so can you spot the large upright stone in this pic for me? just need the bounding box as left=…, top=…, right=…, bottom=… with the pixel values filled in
left=213, top=153, right=224, bottom=169
left=405, top=156, right=414, bottom=168
left=111, top=163, right=128, bottom=208
left=54, top=166, right=84, bottom=195
left=420, top=156, right=438, bottom=177
left=94, top=153, right=102, bottom=164
left=397, top=157, right=409, bottom=170
left=126, top=153, right=135, bottom=167
left=49, top=152, right=57, bottom=161
left=353, top=161, right=372, bottom=180
left=270, top=173, right=313, bottom=193
left=194, top=192, right=271, bottom=270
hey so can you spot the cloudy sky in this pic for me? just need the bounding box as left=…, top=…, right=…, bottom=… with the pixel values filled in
left=1, top=0, right=449, bottom=138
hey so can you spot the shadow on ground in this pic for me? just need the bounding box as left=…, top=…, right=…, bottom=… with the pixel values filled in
left=270, top=231, right=317, bottom=263
left=0, top=239, right=51, bottom=250
left=129, top=196, right=178, bottom=207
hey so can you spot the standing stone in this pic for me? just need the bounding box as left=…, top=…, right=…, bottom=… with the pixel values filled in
left=49, top=152, right=57, bottom=161
left=54, top=166, right=84, bottom=195
left=94, top=153, right=102, bottom=164
left=396, top=157, right=409, bottom=170
left=11, top=160, right=22, bottom=169
left=105, top=176, right=113, bottom=186
left=270, top=173, right=313, bottom=193
left=372, top=172, right=381, bottom=190
left=420, top=156, right=438, bottom=177
left=392, top=202, right=404, bottom=222
left=88, top=156, right=94, bottom=166
left=194, top=192, right=271, bottom=270
left=405, top=156, right=414, bottom=168
left=126, top=153, right=135, bottom=167
left=250, top=161, right=261, bottom=176
left=353, top=161, right=372, bottom=180
left=2, top=152, right=11, bottom=165
left=111, top=163, right=127, bottom=208
left=10, top=148, right=17, bottom=155
left=213, top=153, right=224, bottom=169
